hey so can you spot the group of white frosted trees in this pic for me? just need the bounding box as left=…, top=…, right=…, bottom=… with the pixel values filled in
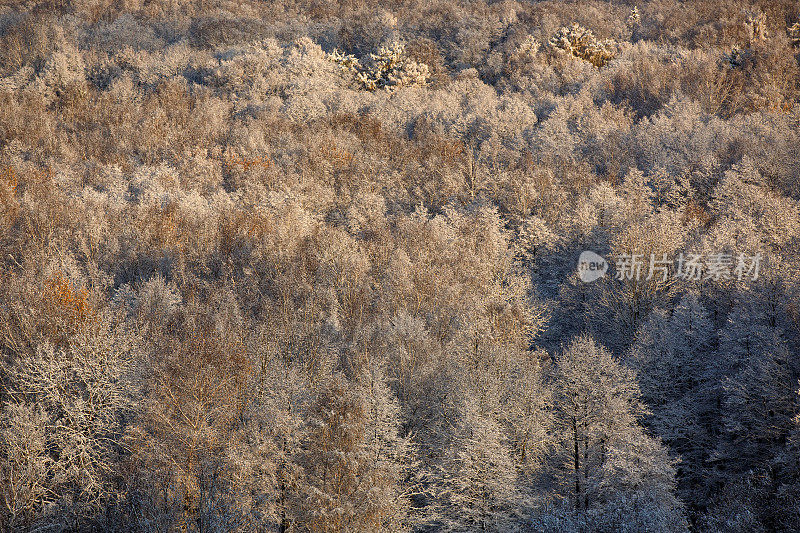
left=2, top=1, right=800, bottom=531
left=0, top=201, right=691, bottom=532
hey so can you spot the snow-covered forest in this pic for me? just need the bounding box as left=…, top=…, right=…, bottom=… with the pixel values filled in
left=1, top=0, right=799, bottom=531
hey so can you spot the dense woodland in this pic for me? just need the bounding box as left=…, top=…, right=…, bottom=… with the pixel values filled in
left=1, top=0, right=800, bottom=531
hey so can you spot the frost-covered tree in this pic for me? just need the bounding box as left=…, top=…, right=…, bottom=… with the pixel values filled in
left=298, top=370, right=411, bottom=533
left=549, top=23, right=618, bottom=68
left=626, top=294, right=715, bottom=514
left=0, top=320, right=135, bottom=529
left=327, top=41, right=430, bottom=93
left=550, top=334, right=687, bottom=531
left=408, top=361, right=530, bottom=532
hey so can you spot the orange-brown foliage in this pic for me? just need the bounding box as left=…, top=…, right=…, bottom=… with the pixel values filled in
left=43, top=272, right=94, bottom=327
